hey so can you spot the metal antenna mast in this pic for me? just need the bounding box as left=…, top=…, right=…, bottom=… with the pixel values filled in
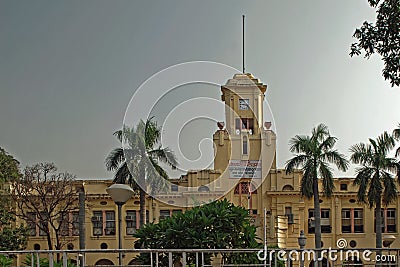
left=242, top=15, right=245, bottom=73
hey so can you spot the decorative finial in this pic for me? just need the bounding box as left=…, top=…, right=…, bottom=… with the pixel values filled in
left=264, top=121, right=272, bottom=129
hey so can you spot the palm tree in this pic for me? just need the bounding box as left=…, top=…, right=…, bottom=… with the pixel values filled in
left=105, top=118, right=177, bottom=227
left=350, top=131, right=400, bottom=248
left=285, top=124, right=349, bottom=251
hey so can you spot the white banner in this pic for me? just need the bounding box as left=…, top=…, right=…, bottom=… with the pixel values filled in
left=228, top=160, right=262, bottom=179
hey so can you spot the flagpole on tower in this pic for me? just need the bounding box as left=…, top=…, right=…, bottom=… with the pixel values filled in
left=242, top=15, right=245, bottom=73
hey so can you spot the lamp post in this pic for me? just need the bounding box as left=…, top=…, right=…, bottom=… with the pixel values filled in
left=383, top=235, right=396, bottom=248
left=298, top=230, right=307, bottom=267
left=106, top=184, right=134, bottom=267
left=383, top=235, right=396, bottom=267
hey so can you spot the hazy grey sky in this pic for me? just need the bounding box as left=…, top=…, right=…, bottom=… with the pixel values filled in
left=1, top=1, right=399, bottom=179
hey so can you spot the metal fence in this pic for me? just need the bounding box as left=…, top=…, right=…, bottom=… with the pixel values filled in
left=0, top=248, right=399, bottom=267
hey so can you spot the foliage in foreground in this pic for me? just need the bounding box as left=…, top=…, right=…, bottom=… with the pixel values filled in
left=0, top=255, right=12, bottom=267
left=133, top=199, right=261, bottom=266
left=0, top=147, right=28, bottom=251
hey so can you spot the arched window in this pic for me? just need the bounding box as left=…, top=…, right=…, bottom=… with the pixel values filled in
left=282, top=185, right=294, bottom=191
left=95, top=259, right=114, bottom=266
left=128, top=259, right=142, bottom=266
left=309, top=258, right=330, bottom=267
left=344, top=257, right=363, bottom=267
left=242, top=136, right=248, bottom=155
left=198, top=185, right=210, bottom=192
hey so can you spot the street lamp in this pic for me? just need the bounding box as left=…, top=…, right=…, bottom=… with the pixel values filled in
left=383, top=235, right=396, bottom=248
left=383, top=235, right=396, bottom=267
left=298, top=230, right=307, bottom=267
left=106, top=184, right=134, bottom=267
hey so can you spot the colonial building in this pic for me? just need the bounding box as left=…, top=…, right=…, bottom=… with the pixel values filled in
left=23, top=73, right=399, bottom=266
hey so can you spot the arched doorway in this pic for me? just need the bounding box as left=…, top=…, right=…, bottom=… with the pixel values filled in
left=95, top=259, right=114, bottom=266
left=309, top=258, right=330, bottom=267
left=128, top=259, right=142, bottom=266
left=344, top=257, right=363, bottom=267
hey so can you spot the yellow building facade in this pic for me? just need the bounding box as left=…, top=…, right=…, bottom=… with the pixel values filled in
left=23, top=73, right=400, bottom=266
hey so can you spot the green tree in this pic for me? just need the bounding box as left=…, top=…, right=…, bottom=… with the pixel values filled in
left=106, top=118, right=177, bottom=227
left=350, top=131, right=400, bottom=248
left=133, top=199, right=261, bottom=266
left=0, top=147, right=20, bottom=182
left=0, top=147, right=27, bottom=251
left=350, top=0, right=400, bottom=87
left=285, top=124, right=349, bottom=251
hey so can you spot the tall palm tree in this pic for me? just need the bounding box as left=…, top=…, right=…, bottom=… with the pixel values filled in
left=350, top=131, right=400, bottom=248
left=285, top=124, right=349, bottom=251
left=106, top=118, right=177, bottom=227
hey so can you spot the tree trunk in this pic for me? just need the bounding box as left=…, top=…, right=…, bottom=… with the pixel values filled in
left=376, top=199, right=382, bottom=267
left=376, top=200, right=383, bottom=248
left=313, top=176, right=322, bottom=267
left=46, top=231, right=53, bottom=250
left=139, top=188, right=146, bottom=227
left=55, top=230, right=62, bottom=262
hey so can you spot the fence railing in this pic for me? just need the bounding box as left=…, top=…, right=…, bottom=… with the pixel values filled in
left=0, top=248, right=399, bottom=267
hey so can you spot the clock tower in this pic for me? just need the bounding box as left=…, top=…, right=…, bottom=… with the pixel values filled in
left=213, top=73, right=276, bottom=191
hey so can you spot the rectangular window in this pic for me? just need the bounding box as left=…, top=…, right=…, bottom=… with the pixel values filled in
left=92, top=211, right=103, bottom=236
left=27, top=212, right=37, bottom=236
left=59, top=211, right=79, bottom=236
left=285, top=207, right=292, bottom=215
left=160, top=210, right=170, bottom=220
left=321, top=209, right=331, bottom=233
left=72, top=212, right=79, bottom=236
left=171, top=184, right=178, bottom=192
left=59, top=212, right=69, bottom=236
left=342, top=209, right=363, bottom=233
left=321, top=210, right=330, bottom=218
left=354, top=209, right=364, bottom=233
left=374, top=209, right=396, bottom=233
left=342, top=209, right=351, bottom=233
left=126, top=210, right=137, bottom=235
left=387, top=209, right=396, bottom=233
left=234, top=182, right=257, bottom=195
left=340, top=184, right=348, bottom=191
left=286, top=207, right=294, bottom=224
left=38, top=212, right=47, bottom=236
left=105, top=211, right=116, bottom=235
left=235, top=118, right=254, bottom=134
left=242, top=119, right=248, bottom=129
left=308, top=209, right=331, bottom=233
left=308, top=210, right=315, bottom=234
left=242, top=137, right=248, bottom=155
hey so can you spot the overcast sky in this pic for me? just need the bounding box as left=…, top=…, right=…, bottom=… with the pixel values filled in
left=1, top=1, right=399, bottom=179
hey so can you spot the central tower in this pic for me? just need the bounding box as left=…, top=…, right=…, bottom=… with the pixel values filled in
left=213, top=73, right=276, bottom=190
